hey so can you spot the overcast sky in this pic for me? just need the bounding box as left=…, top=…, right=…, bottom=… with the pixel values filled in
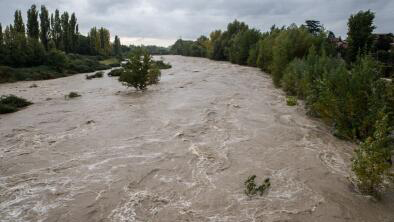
left=0, top=0, right=393, bottom=46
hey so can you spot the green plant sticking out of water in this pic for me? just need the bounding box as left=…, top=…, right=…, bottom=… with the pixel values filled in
left=86, top=71, right=104, bottom=80
left=65, top=92, right=81, bottom=99
left=286, top=96, right=298, bottom=106
left=0, top=95, right=33, bottom=114
left=244, top=175, right=271, bottom=197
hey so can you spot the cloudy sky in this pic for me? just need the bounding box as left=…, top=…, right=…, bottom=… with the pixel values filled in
left=0, top=0, right=393, bottom=46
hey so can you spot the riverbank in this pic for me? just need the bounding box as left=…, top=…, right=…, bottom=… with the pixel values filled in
left=0, top=55, right=120, bottom=83
left=0, top=56, right=393, bottom=221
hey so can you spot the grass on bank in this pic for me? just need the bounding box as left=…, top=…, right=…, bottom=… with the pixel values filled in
left=0, top=53, right=111, bottom=83
left=0, top=95, right=32, bottom=114
left=99, top=58, right=121, bottom=67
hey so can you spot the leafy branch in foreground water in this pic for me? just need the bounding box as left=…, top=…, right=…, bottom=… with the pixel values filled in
left=244, top=175, right=271, bottom=197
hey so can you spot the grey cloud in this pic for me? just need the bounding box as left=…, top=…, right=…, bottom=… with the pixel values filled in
left=0, top=0, right=393, bottom=46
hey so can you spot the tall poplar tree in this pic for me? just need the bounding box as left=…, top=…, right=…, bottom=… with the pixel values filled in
left=40, top=5, right=50, bottom=50
left=69, top=13, right=78, bottom=52
left=61, top=12, right=70, bottom=52
left=113, top=35, right=121, bottom=57
left=14, top=10, right=25, bottom=34
left=27, top=4, right=39, bottom=39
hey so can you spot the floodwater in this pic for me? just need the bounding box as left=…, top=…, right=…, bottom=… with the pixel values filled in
left=0, top=56, right=393, bottom=222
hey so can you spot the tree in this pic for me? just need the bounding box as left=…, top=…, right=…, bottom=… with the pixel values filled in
left=51, top=10, right=62, bottom=49
left=229, top=28, right=261, bottom=65
left=271, top=25, right=313, bottom=86
left=13, top=10, right=25, bottom=34
left=45, top=49, right=68, bottom=71
left=27, top=5, right=39, bottom=39
left=61, top=12, right=70, bottom=52
left=119, top=51, right=161, bottom=90
left=113, top=35, right=121, bottom=57
left=40, top=5, right=50, bottom=50
left=347, top=10, right=376, bottom=62
left=305, top=20, right=322, bottom=35
left=99, top=27, right=111, bottom=56
left=69, top=13, right=78, bottom=52
left=0, top=23, right=3, bottom=64
left=207, top=30, right=222, bottom=59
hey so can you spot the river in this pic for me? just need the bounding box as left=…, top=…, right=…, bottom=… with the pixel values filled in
left=0, top=56, right=393, bottom=222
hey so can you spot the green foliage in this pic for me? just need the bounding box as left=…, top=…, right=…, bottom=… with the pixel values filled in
left=347, top=10, right=376, bottom=62
left=119, top=52, right=161, bottom=90
left=65, top=91, right=81, bottom=99
left=152, top=60, right=172, bottom=69
left=282, top=49, right=392, bottom=141
left=352, top=112, right=393, bottom=195
left=39, top=5, right=50, bottom=50
left=100, top=58, right=120, bottom=66
left=27, top=5, right=39, bottom=39
left=86, top=71, right=104, bottom=80
left=271, top=25, right=314, bottom=86
left=170, top=39, right=207, bottom=57
left=147, top=66, right=161, bottom=85
left=286, top=96, right=298, bottom=106
left=88, top=27, right=111, bottom=56
left=108, top=68, right=124, bottom=77
left=305, top=20, right=322, bottom=35
left=124, top=45, right=169, bottom=56
left=244, top=175, right=271, bottom=197
left=0, top=95, right=32, bottom=114
left=0, top=4, right=117, bottom=81
left=229, top=28, right=261, bottom=65
left=113, top=35, right=122, bottom=57
left=45, top=49, right=68, bottom=71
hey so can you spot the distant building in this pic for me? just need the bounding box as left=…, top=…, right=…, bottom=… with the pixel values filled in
left=331, top=37, right=348, bottom=49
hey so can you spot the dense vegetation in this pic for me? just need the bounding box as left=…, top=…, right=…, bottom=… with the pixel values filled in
left=0, top=4, right=123, bottom=83
left=124, top=45, right=170, bottom=56
left=0, top=95, right=32, bottom=114
left=171, top=11, right=394, bottom=195
left=119, top=51, right=161, bottom=90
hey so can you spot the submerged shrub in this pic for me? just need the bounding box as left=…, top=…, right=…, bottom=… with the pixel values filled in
left=0, top=95, right=32, bottom=114
left=244, top=175, right=271, bottom=197
left=152, top=60, right=172, bottom=69
left=119, top=51, right=161, bottom=91
left=108, top=68, right=124, bottom=77
left=65, top=92, right=81, bottom=99
left=86, top=71, right=104, bottom=80
left=286, top=96, right=298, bottom=106
left=147, top=66, right=161, bottom=85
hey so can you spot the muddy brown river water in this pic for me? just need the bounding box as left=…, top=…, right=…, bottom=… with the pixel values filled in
left=0, top=56, right=393, bottom=222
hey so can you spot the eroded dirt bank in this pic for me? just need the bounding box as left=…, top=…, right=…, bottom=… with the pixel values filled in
left=1, top=56, right=393, bottom=222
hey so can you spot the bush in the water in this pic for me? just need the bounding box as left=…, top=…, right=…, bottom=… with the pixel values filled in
left=108, top=68, right=124, bottom=77
left=86, top=71, right=104, bottom=80
left=286, top=96, right=298, bottom=106
left=152, top=60, right=172, bottom=69
left=0, top=95, right=32, bottom=114
left=119, top=51, right=161, bottom=91
left=244, top=175, right=271, bottom=197
left=65, top=92, right=81, bottom=99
